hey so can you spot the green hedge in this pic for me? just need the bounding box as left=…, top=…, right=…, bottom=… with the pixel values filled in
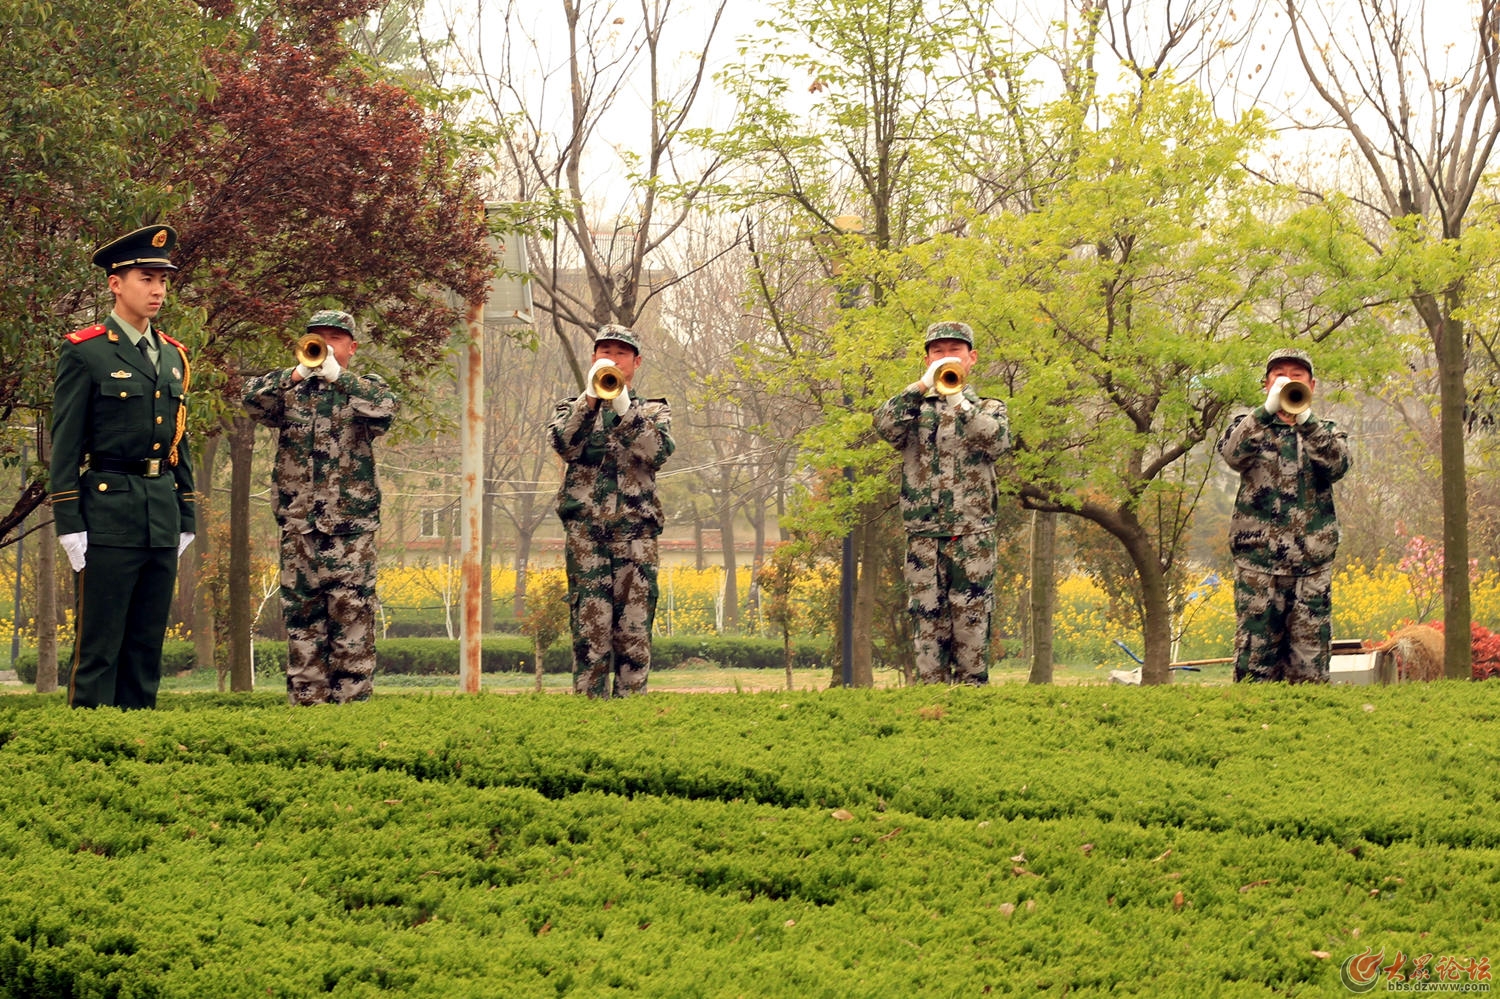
left=11, top=642, right=200, bottom=687
left=11, top=635, right=831, bottom=685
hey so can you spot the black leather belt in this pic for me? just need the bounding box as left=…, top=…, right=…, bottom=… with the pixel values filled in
left=91, top=457, right=164, bottom=478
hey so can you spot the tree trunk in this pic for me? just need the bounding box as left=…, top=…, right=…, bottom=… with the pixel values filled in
left=718, top=471, right=738, bottom=629
left=1427, top=290, right=1473, bottom=679
left=1115, top=517, right=1172, bottom=686
left=481, top=485, right=495, bottom=634
left=783, top=629, right=794, bottom=691
left=192, top=435, right=219, bottom=673
left=227, top=415, right=255, bottom=692
left=851, top=504, right=881, bottom=687
left=36, top=509, right=58, bottom=694
left=1028, top=510, right=1056, bottom=684
left=513, top=523, right=534, bottom=620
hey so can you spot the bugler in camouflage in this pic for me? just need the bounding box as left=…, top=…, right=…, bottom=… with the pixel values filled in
left=243, top=320, right=397, bottom=705
left=1216, top=350, right=1350, bottom=683
left=874, top=323, right=1010, bottom=685
left=547, top=351, right=674, bottom=697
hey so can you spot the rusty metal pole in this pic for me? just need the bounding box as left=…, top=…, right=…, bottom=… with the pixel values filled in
left=458, top=298, right=485, bottom=692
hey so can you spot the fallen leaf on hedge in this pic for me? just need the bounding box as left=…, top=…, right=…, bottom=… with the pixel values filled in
left=1172, top=891, right=1185, bottom=911
left=1311, top=950, right=1331, bottom=959
left=1239, top=880, right=1272, bottom=892
left=831, top=809, right=854, bottom=821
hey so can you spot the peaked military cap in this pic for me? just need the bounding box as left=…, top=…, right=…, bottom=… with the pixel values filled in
left=92, top=225, right=178, bottom=272
left=594, top=324, right=641, bottom=353
left=923, top=320, right=974, bottom=348
left=1264, top=347, right=1313, bottom=379
left=307, top=309, right=357, bottom=337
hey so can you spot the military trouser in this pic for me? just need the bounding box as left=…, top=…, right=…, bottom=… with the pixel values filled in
left=1232, top=564, right=1332, bottom=683
left=70, top=544, right=178, bottom=709
left=903, top=532, right=996, bottom=685
left=280, top=529, right=379, bottom=705
left=564, top=530, right=659, bottom=697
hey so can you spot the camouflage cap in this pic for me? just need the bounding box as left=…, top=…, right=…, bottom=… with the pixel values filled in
left=923, top=321, right=974, bottom=348
left=594, top=323, right=641, bottom=353
left=1264, top=347, right=1313, bottom=378
left=307, top=309, right=357, bottom=338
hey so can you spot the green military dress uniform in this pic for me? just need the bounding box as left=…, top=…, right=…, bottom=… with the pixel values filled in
left=49, top=226, right=195, bottom=708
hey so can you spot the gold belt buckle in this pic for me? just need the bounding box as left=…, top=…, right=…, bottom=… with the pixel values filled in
left=143, top=458, right=162, bottom=478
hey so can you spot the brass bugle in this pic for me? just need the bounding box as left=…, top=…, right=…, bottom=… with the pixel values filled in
left=1281, top=379, right=1312, bottom=415
left=933, top=358, right=966, bottom=396
left=295, top=333, right=327, bottom=368
left=591, top=362, right=624, bottom=400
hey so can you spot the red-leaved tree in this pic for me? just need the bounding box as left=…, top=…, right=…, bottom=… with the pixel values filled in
left=161, top=0, right=495, bottom=688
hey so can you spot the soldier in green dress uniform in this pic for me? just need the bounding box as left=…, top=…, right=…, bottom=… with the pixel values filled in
left=49, top=225, right=196, bottom=708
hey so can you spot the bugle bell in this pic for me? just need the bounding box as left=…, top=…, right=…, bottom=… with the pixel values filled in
left=591, top=362, right=625, bottom=400
left=295, top=333, right=327, bottom=368
left=933, top=358, right=966, bottom=396
left=1280, top=379, right=1312, bottom=416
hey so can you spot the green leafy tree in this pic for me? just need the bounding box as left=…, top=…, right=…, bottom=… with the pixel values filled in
left=1279, top=0, right=1500, bottom=678
left=0, top=0, right=218, bottom=536
left=714, top=0, right=1003, bottom=685
left=518, top=571, right=570, bottom=692
left=870, top=79, right=1404, bottom=682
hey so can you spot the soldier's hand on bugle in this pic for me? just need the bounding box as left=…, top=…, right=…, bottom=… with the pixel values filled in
left=1264, top=376, right=1289, bottom=415
left=918, top=356, right=954, bottom=393
left=584, top=358, right=616, bottom=406
left=318, top=354, right=342, bottom=382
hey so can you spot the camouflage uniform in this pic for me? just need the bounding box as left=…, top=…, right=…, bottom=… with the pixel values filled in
left=874, top=323, right=1010, bottom=685
left=242, top=311, right=397, bottom=705
left=1217, top=350, right=1350, bottom=683
left=547, top=336, right=674, bottom=697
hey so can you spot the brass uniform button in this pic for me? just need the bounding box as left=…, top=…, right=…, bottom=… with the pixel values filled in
left=151, top=442, right=161, bottom=451
left=154, top=390, right=161, bottom=399
left=98, top=483, right=108, bottom=492
left=155, top=416, right=163, bottom=424
left=119, top=391, right=128, bottom=398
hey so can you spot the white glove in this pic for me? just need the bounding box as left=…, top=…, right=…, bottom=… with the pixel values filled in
left=584, top=358, right=615, bottom=399
left=294, top=363, right=315, bottom=381
left=177, top=532, right=195, bottom=557
left=610, top=384, right=631, bottom=417
left=919, top=357, right=954, bottom=392
left=318, top=354, right=342, bottom=382
left=59, top=532, right=87, bottom=572
left=1264, top=376, right=1288, bottom=415
left=1295, top=407, right=1312, bottom=425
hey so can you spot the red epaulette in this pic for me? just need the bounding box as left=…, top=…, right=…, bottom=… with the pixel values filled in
left=65, top=324, right=108, bottom=344
left=159, top=331, right=188, bottom=352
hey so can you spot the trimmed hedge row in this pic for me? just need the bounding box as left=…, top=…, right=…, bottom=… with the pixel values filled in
left=11, top=635, right=831, bottom=685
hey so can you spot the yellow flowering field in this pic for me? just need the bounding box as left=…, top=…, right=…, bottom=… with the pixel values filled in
left=367, top=557, right=1500, bottom=666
